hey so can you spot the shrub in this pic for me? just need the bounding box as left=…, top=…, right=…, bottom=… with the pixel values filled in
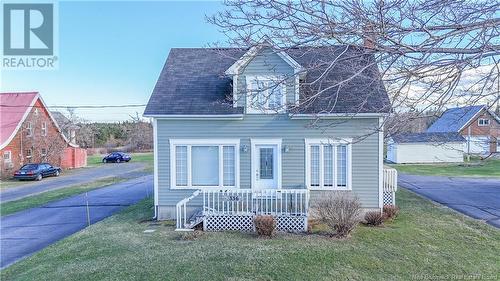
left=254, top=215, right=276, bottom=237
left=364, top=211, right=384, bottom=226
left=312, top=192, right=362, bottom=238
left=383, top=205, right=400, bottom=220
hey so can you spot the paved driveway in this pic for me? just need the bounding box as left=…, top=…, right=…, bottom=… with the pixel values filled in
left=0, top=175, right=153, bottom=268
left=399, top=174, right=500, bottom=228
left=0, top=162, right=146, bottom=203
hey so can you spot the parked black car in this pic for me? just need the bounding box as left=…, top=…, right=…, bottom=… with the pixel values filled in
left=14, top=163, right=62, bottom=181
left=102, top=152, right=131, bottom=163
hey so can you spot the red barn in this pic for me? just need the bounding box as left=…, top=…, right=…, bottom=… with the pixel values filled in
left=0, top=92, right=87, bottom=178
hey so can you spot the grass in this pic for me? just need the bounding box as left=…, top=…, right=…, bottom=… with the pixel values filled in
left=0, top=177, right=125, bottom=216
left=390, top=158, right=500, bottom=177
left=86, top=152, right=153, bottom=167
left=1, top=189, right=499, bottom=281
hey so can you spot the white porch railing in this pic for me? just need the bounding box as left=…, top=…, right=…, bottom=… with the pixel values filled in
left=202, top=189, right=309, bottom=217
left=175, top=190, right=201, bottom=230
left=383, top=168, right=398, bottom=205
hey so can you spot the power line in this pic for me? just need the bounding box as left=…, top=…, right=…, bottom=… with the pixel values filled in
left=0, top=104, right=147, bottom=109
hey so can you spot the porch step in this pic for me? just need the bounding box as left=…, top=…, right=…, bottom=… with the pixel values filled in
left=184, top=209, right=204, bottom=229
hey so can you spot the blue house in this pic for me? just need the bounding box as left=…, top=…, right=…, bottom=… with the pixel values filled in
left=144, top=41, right=397, bottom=231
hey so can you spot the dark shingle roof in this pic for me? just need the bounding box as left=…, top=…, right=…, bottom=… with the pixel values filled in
left=391, top=132, right=465, bottom=143
left=426, top=105, right=484, bottom=133
left=144, top=46, right=391, bottom=116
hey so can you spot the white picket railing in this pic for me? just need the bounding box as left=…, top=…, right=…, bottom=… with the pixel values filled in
left=175, top=190, right=201, bottom=230
left=202, top=189, right=309, bottom=217
left=383, top=168, right=398, bottom=205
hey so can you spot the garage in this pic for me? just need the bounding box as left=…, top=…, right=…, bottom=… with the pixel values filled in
left=464, top=136, right=491, bottom=154
left=387, top=132, right=465, bottom=164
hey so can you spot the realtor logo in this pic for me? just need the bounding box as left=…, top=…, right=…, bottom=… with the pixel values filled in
left=3, top=3, right=53, bottom=56
left=2, top=2, right=58, bottom=69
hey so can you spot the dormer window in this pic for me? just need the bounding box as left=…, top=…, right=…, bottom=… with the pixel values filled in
left=246, top=76, right=286, bottom=114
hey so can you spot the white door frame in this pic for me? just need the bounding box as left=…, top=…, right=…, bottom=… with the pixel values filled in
left=250, top=138, right=282, bottom=190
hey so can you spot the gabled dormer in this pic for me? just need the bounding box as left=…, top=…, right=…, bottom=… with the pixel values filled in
left=225, top=40, right=304, bottom=114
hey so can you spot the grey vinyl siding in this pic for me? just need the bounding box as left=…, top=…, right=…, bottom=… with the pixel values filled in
left=156, top=115, right=381, bottom=208
left=235, top=47, right=296, bottom=108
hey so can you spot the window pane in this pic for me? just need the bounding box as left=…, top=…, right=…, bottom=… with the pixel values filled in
left=223, top=146, right=235, bottom=186
left=337, top=145, right=347, bottom=187
left=268, top=83, right=283, bottom=110
left=310, top=145, right=320, bottom=186
left=192, top=146, right=219, bottom=186
left=324, top=145, right=333, bottom=186
left=175, top=146, right=188, bottom=186
left=259, top=148, right=273, bottom=179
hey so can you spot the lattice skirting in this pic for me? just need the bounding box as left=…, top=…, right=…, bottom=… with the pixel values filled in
left=276, top=216, right=307, bottom=232
left=204, top=215, right=308, bottom=233
left=383, top=191, right=396, bottom=206
left=204, top=215, right=254, bottom=232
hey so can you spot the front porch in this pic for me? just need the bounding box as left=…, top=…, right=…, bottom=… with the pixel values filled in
left=175, top=168, right=398, bottom=232
left=176, top=189, right=309, bottom=232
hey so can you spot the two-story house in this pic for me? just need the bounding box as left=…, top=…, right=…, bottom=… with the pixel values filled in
left=144, top=42, right=396, bottom=231
left=0, top=92, right=87, bottom=179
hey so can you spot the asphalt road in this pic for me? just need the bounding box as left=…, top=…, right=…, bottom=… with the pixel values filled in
left=399, top=174, right=500, bottom=228
left=0, top=162, right=147, bottom=203
left=0, top=175, right=153, bottom=269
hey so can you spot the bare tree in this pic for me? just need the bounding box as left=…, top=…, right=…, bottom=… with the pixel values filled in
left=208, top=0, right=500, bottom=137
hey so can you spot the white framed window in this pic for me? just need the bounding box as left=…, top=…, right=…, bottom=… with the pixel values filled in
left=41, top=148, right=47, bottom=157
left=170, top=139, right=240, bottom=189
left=34, top=108, right=39, bottom=116
left=41, top=122, right=47, bottom=136
left=26, top=122, right=33, bottom=137
left=26, top=148, right=33, bottom=159
left=305, top=138, right=352, bottom=190
left=246, top=76, right=286, bottom=113
left=3, top=151, right=12, bottom=163
left=478, top=118, right=490, bottom=126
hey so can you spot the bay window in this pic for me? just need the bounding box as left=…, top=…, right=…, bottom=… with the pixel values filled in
left=305, top=139, right=352, bottom=190
left=170, top=139, right=239, bottom=189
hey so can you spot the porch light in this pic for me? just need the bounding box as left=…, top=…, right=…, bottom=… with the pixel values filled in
left=283, top=145, right=290, bottom=153
left=241, top=144, right=248, bottom=152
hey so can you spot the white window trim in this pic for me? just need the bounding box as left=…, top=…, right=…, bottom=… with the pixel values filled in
left=41, top=148, right=47, bottom=157
left=26, top=148, right=33, bottom=159
left=246, top=75, right=287, bottom=114
left=305, top=138, right=352, bottom=190
left=3, top=151, right=12, bottom=163
left=478, top=118, right=490, bottom=126
left=26, top=122, right=33, bottom=137
left=169, top=139, right=240, bottom=190
left=41, top=122, right=47, bottom=136
left=250, top=138, right=282, bottom=190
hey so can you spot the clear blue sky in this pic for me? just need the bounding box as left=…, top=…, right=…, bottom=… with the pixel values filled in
left=1, top=1, right=227, bottom=122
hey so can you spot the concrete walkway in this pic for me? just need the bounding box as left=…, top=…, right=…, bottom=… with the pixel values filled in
left=0, top=162, right=147, bottom=203
left=0, top=175, right=153, bottom=268
left=399, top=174, right=500, bottom=228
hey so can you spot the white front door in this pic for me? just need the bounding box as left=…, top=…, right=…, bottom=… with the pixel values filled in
left=254, top=145, right=278, bottom=190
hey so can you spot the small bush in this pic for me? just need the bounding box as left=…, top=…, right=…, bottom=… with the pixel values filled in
left=312, top=192, right=362, bottom=238
left=383, top=205, right=400, bottom=220
left=364, top=211, right=384, bottom=226
left=254, top=215, right=276, bottom=237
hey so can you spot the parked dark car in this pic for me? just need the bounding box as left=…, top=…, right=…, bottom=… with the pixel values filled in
left=14, top=163, right=62, bottom=181
left=102, top=152, right=131, bottom=163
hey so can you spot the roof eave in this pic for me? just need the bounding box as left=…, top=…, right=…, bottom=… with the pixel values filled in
left=143, top=114, right=244, bottom=120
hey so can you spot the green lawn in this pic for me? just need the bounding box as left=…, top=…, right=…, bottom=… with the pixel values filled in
left=390, top=159, right=500, bottom=177
left=87, top=152, right=153, bottom=166
left=0, top=177, right=125, bottom=216
left=2, top=189, right=498, bottom=281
